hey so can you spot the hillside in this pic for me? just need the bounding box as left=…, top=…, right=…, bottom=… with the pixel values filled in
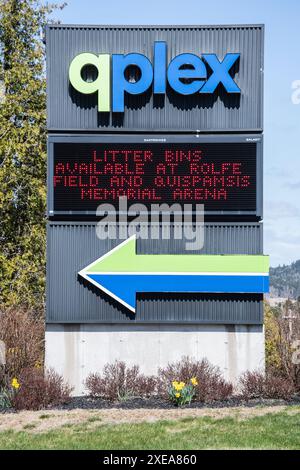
left=270, top=260, right=300, bottom=299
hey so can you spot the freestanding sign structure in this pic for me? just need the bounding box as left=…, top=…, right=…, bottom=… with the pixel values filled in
left=45, top=24, right=268, bottom=394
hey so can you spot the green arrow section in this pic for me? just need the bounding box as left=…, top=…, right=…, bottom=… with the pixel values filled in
left=86, top=237, right=269, bottom=273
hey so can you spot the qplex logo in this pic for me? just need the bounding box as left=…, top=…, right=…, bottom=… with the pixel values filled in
left=69, top=42, right=241, bottom=112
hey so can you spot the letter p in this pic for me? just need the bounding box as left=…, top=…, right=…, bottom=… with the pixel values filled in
left=112, top=53, right=153, bottom=112
left=69, top=53, right=110, bottom=112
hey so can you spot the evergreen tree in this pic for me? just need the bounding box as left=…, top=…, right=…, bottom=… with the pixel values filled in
left=0, top=1, right=63, bottom=308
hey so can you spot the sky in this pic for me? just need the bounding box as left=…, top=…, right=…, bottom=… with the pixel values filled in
left=49, top=0, right=300, bottom=267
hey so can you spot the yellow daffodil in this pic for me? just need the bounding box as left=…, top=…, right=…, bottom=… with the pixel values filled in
left=175, top=393, right=181, bottom=398
left=11, top=378, right=20, bottom=390
left=172, top=380, right=186, bottom=392
left=191, top=377, right=198, bottom=386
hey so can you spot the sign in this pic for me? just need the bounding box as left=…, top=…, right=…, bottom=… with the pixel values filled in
left=50, top=136, right=260, bottom=216
left=69, top=42, right=241, bottom=112
left=79, top=235, right=270, bottom=312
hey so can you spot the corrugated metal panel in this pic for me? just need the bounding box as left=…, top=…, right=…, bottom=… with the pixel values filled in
left=46, top=25, right=264, bottom=132
left=46, top=222, right=263, bottom=323
left=137, top=222, right=263, bottom=254
left=138, top=293, right=263, bottom=323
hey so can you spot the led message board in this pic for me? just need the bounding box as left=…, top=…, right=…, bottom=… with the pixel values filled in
left=48, top=136, right=262, bottom=217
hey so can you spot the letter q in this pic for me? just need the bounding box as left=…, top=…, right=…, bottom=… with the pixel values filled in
left=69, top=53, right=110, bottom=112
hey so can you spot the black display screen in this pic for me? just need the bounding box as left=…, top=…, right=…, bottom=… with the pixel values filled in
left=52, top=142, right=257, bottom=214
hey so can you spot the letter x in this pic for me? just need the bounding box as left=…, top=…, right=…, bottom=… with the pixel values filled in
left=200, top=53, right=241, bottom=93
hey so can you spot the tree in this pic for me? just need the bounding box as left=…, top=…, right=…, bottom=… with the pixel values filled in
left=264, top=301, right=300, bottom=390
left=264, top=302, right=281, bottom=370
left=0, top=1, right=63, bottom=308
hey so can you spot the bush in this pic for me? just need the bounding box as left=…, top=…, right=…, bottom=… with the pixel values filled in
left=158, top=357, right=233, bottom=402
left=0, top=306, right=44, bottom=377
left=12, top=368, right=72, bottom=411
left=238, top=370, right=265, bottom=399
left=239, top=370, right=295, bottom=400
left=264, top=374, right=295, bottom=400
left=85, top=361, right=157, bottom=401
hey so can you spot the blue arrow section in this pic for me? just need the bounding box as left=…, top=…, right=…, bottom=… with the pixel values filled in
left=87, top=274, right=269, bottom=311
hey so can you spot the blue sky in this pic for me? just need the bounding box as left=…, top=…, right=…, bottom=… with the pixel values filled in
left=50, top=0, right=300, bottom=267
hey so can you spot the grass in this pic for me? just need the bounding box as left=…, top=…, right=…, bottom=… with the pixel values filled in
left=0, top=408, right=299, bottom=450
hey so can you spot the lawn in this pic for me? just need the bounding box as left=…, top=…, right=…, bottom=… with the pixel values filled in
left=0, top=407, right=300, bottom=450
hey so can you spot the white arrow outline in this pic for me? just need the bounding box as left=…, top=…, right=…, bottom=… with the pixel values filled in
left=78, top=235, right=137, bottom=312
left=78, top=234, right=269, bottom=313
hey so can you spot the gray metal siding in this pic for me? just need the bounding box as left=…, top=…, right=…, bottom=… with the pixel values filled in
left=46, top=25, right=264, bottom=132
left=46, top=222, right=263, bottom=323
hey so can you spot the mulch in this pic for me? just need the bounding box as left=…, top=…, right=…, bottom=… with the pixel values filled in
left=57, top=395, right=300, bottom=411
left=1, top=395, right=300, bottom=414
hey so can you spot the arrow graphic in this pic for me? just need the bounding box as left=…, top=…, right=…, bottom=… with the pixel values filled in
left=78, top=235, right=269, bottom=313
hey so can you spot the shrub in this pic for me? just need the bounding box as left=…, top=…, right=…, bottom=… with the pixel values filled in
left=238, top=370, right=265, bottom=399
left=85, top=361, right=157, bottom=401
left=239, top=370, right=295, bottom=400
left=158, top=357, right=233, bottom=402
left=12, top=368, right=72, bottom=411
left=0, top=306, right=44, bottom=377
left=264, top=374, right=295, bottom=400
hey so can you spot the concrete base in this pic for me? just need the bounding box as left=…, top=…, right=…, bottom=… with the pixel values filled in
left=45, top=324, right=265, bottom=396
